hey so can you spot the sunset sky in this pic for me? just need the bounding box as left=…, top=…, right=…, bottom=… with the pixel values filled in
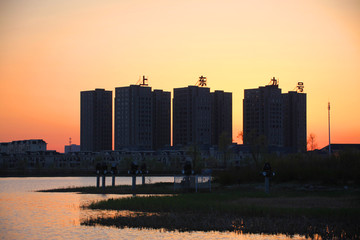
left=1, top=0, right=359, bottom=152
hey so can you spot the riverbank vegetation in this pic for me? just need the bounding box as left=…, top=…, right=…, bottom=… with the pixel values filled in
left=83, top=184, right=360, bottom=239
left=214, top=151, right=360, bottom=185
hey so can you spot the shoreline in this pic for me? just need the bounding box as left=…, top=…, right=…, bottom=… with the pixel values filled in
left=0, top=172, right=175, bottom=178
left=38, top=182, right=176, bottom=195
left=39, top=183, right=360, bottom=238
left=84, top=184, right=359, bottom=238
left=82, top=192, right=359, bottom=239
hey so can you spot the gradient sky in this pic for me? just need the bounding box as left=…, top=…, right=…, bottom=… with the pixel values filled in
left=1, top=0, right=359, bottom=152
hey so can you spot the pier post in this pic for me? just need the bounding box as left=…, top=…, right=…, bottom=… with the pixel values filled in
left=96, top=175, right=100, bottom=188
left=142, top=175, right=145, bottom=185
left=95, top=163, right=101, bottom=188
left=102, top=175, right=106, bottom=189
left=112, top=175, right=115, bottom=187
left=132, top=175, right=136, bottom=196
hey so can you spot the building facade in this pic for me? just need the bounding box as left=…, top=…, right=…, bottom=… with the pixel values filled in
left=152, top=90, right=171, bottom=150
left=243, top=78, right=307, bottom=152
left=283, top=91, right=307, bottom=152
left=211, top=90, right=232, bottom=145
left=243, top=82, right=283, bottom=147
left=115, top=85, right=153, bottom=150
left=115, top=85, right=171, bottom=150
left=80, top=89, right=112, bottom=152
left=0, top=139, right=47, bottom=154
left=173, top=86, right=212, bottom=146
left=64, top=144, right=81, bottom=154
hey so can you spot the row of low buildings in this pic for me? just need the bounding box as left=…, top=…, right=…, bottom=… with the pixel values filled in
left=1, top=138, right=359, bottom=172
left=0, top=139, right=255, bottom=171
left=81, top=76, right=306, bottom=153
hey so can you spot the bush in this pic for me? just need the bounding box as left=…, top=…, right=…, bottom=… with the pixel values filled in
left=213, top=151, right=360, bottom=186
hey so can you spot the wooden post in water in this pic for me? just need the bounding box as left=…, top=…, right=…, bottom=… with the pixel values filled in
left=102, top=175, right=106, bottom=189
left=96, top=175, right=100, bottom=188
left=112, top=175, right=115, bottom=187
left=111, top=164, right=117, bottom=187
left=142, top=175, right=145, bottom=185
left=132, top=175, right=136, bottom=196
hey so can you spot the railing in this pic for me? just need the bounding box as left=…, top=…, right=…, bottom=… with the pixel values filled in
left=174, top=175, right=211, bottom=192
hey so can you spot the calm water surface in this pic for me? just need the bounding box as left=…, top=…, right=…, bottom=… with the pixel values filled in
left=0, top=177, right=309, bottom=240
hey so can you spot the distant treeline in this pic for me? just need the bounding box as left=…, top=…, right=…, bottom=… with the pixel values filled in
left=214, top=150, right=360, bottom=185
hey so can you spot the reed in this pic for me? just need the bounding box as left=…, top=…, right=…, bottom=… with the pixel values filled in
left=84, top=188, right=360, bottom=239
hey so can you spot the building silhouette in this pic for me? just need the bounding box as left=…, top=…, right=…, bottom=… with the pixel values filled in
left=64, top=144, right=80, bottom=154
left=173, top=86, right=212, bottom=146
left=173, top=81, right=232, bottom=147
left=152, top=90, right=171, bottom=150
left=115, top=84, right=170, bottom=150
left=0, top=139, right=47, bottom=154
left=81, top=89, right=112, bottom=152
left=243, top=78, right=307, bottom=152
left=243, top=79, right=283, bottom=146
left=211, top=90, right=232, bottom=145
left=283, top=91, right=307, bottom=152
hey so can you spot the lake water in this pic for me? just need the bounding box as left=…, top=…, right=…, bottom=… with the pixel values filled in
left=0, top=177, right=309, bottom=240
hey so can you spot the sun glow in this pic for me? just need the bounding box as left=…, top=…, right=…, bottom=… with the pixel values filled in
left=0, top=0, right=359, bottom=151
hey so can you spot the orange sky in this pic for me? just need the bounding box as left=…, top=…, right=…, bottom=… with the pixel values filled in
left=1, top=0, right=359, bottom=152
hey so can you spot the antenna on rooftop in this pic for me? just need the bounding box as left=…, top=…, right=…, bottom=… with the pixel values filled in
left=268, top=77, right=278, bottom=86
left=195, top=75, right=207, bottom=87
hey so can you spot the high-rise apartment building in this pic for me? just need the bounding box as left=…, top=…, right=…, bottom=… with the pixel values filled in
left=173, top=86, right=212, bottom=146
left=80, top=89, right=112, bottom=152
left=152, top=90, right=171, bottom=150
left=211, top=91, right=232, bottom=145
left=243, top=78, right=307, bottom=152
left=115, top=85, right=152, bottom=150
left=115, top=85, right=171, bottom=150
left=283, top=91, right=307, bottom=152
left=243, top=79, right=284, bottom=147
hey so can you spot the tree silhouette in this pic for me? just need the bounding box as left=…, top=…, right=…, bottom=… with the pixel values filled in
left=307, top=133, right=318, bottom=151
left=219, top=131, right=232, bottom=168
left=244, top=129, right=267, bottom=168
left=237, top=131, right=243, bottom=144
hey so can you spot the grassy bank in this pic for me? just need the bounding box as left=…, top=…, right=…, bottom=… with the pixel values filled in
left=86, top=186, right=360, bottom=219
left=82, top=184, right=360, bottom=239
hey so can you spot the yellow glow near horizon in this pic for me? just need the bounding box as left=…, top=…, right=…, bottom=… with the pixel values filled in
left=0, top=0, right=359, bottom=152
